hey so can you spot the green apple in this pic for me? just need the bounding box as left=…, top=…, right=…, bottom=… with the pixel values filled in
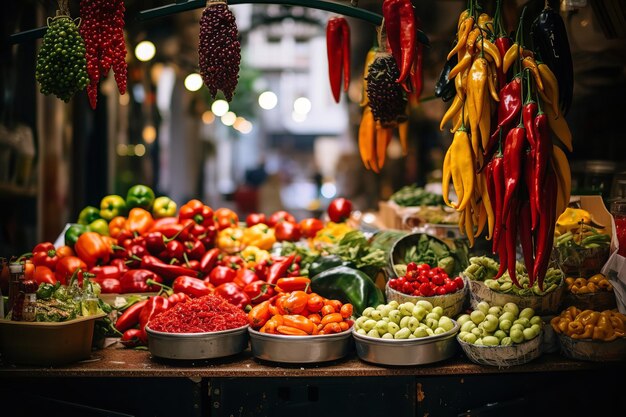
left=387, top=322, right=400, bottom=335
left=531, top=323, right=542, bottom=334
left=476, top=301, right=491, bottom=314
left=519, top=307, right=535, bottom=320
left=499, top=319, right=512, bottom=332
left=499, top=312, right=515, bottom=323
left=425, top=327, right=435, bottom=336
left=408, top=317, right=420, bottom=332
left=461, top=321, right=477, bottom=333
left=500, top=336, right=512, bottom=346
left=382, top=332, right=394, bottom=339
left=400, top=316, right=411, bottom=329
left=470, top=310, right=486, bottom=325
left=488, top=306, right=503, bottom=316
left=513, top=317, right=530, bottom=328
left=483, top=336, right=499, bottom=346
left=457, top=314, right=471, bottom=326
left=412, top=306, right=428, bottom=321
left=426, top=317, right=439, bottom=330
left=474, top=338, right=484, bottom=345
left=438, top=316, right=455, bottom=332
left=494, top=330, right=507, bottom=340
left=413, top=327, right=429, bottom=338
left=502, top=302, right=519, bottom=317
left=432, top=306, right=444, bottom=317
left=375, top=320, right=388, bottom=336
left=361, top=307, right=375, bottom=317
left=416, top=300, right=433, bottom=312
left=523, top=327, right=539, bottom=341
left=367, top=329, right=380, bottom=338
left=355, top=316, right=368, bottom=327
left=379, top=305, right=393, bottom=317
left=510, top=328, right=524, bottom=343
left=408, top=334, right=416, bottom=339
left=530, top=316, right=543, bottom=326
left=483, top=314, right=499, bottom=332
left=462, top=332, right=477, bottom=344
left=471, top=327, right=483, bottom=337
left=458, top=331, right=470, bottom=339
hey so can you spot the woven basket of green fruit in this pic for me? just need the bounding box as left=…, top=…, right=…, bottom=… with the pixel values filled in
left=456, top=302, right=544, bottom=367
left=463, top=256, right=565, bottom=316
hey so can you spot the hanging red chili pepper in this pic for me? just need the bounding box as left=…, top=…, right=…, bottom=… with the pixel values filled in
left=382, top=0, right=415, bottom=87
left=326, top=16, right=350, bottom=103
left=533, top=166, right=558, bottom=291
left=501, top=125, right=526, bottom=225
left=533, top=101, right=551, bottom=231
left=484, top=77, right=522, bottom=161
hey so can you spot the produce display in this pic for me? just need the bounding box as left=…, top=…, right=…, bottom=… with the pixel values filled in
left=438, top=0, right=573, bottom=293
left=389, top=185, right=444, bottom=207
left=198, top=0, right=241, bottom=102
left=388, top=262, right=464, bottom=297
left=79, top=0, right=127, bottom=109
left=463, top=256, right=562, bottom=296
left=457, top=302, right=542, bottom=346
left=248, top=291, right=354, bottom=336
left=148, top=294, right=247, bottom=333
left=551, top=307, right=626, bottom=341
left=354, top=300, right=456, bottom=339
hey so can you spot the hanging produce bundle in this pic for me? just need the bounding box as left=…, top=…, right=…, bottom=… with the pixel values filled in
left=198, top=0, right=241, bottom=102
left=79, top=0, right=128, bottom=109
left=326, top=16, right=350, bottom=103
left=439, top=0, right=573, bottom=291
left=35, top=7, right=88, bottom=103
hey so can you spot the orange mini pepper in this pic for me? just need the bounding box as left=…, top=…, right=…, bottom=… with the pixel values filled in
left=125, top=208, right=154, bottom=236
left=108, top=216, right=127, bottom=238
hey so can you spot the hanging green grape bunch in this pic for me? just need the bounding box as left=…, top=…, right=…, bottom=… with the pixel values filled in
left=35, top=13, right=88, bottom=102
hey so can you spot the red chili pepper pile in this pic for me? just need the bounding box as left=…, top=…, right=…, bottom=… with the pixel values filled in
left=79, top=0, right=127, bottom=109
left=439, top=1, right=573, bottom=290
left=149, top=294, right=247, bottom=333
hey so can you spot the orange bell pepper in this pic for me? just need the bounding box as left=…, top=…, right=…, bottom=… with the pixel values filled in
left=75, top=232, right=111, bottom=267
left=125, top=208, right=154, bottom=235
left=109, top=216, right=127, bottom=238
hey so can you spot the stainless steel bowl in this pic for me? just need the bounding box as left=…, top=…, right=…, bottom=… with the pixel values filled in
left=145, top=325, right=249, bottom=360
left=248, top=328, right=353, bottom=363
left=352, top=321, right=459, bottom=366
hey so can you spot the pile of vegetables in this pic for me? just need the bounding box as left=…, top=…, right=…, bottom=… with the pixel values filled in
left=565, top=274, right=613, bottom=295
left=438, top=0, right=573, bottom=292
left=393, top=233, right=461, bottom=277
left=388, top=262, right=464, bottom=297
left=551, top=307, right=626, bottom=342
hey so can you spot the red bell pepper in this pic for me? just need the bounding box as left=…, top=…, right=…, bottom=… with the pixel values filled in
left=178, top=199, right=214, bottom=228
left=243, top=280, right=275, bottom=304
left=160, top=240, right=184, bottom=262
left=120, top=328, right=147, bottom=348
left=89, top=265, right=122, bottom=280
left=110, top=258, right=129, bottom=275
left=184, top=239, right=206, bottom=261
left=207, top=265, right=237, bottom=286
left=33, top=266, right=57, bottom=285
left=33, top=242, right=55, bottom=253
left=115, top=299, right=148, bottom=332
left=266, top=253, right=295, bottom=285
left=55, top=256, right=88, bottom=285
left=139, top=295, right=170, bottom=334
left=233, top=268, right=258, bottom=289
left=31, top=242, right=59, bottom=269
left=214, top=282, right=251, bottom=310
left=200, top=248, right=221, bottom=275
left=326, top=16, right=350, bottom=103
left=119, top=269, right=163, bottom=293
left=75, top=232, right=111, bottom=267
left=92, top=277, right=122, bottom=293
left=172, top=275, right=211, bottom=298
left=149, top=217, right=179, bottom=233
left=140, top=255, right=199, bottom=280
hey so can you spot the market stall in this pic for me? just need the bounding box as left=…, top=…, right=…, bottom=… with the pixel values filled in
left=2, top=1, right=626, bottom=416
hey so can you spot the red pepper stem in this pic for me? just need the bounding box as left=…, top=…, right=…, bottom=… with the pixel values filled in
left=163, top=223, right=189, bottom=244
left=145, top=279, right=173, bottom=296
left=183, top=252, right=191, bottom=268
left=524, top=68, right=534, bottom=104
left=17, top=252, right=33, bottom=261
left=111, top=245, right=126, bottom=252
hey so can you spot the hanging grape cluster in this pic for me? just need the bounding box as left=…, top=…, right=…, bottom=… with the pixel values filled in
left=365, top=54, right=407, bottom=126
left=198, top=0, right=241, bottom=102
left=80, top=0, right=127, bottom=109
left=35, top=14, right=89, bottom=102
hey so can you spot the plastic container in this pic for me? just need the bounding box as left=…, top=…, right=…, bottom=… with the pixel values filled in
left=0, top=313, right=105, bottom=365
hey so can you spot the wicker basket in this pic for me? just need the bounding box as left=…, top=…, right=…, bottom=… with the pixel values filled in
left=557, top=333, right=626, bottom=361
left=457, top=331, right=544, bottom=367
left=560, top=290, right=617, bottom=311
left=469, top=278, right=565, bottom=316
left=385, top=275, right=469, bottom=318
left=553, top=244, right=610, bottom=278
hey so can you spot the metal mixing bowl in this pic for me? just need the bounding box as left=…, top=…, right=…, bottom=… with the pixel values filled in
left=145, top=325, right=249, bottom=360
left=248, top=328, right=353, bottom=363
left=352, top=321, right=459, bottom=366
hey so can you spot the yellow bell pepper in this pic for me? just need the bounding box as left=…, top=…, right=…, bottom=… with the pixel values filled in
left=217, top=227, right=245, bottom=253
left=313, top=222, right=353, bottom=246
left=240, top=245, right=270, bottom=269
left=241, top=224, right=276, bottom=251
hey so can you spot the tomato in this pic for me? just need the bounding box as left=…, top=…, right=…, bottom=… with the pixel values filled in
left=207, top=265, right=237, bottom=286
left=435, top=286, right=448, bottom=296
left=416, top=263, right=430, bottom=274
left=406, top=262, right=417, bottom=273
left=444, top=281, right=457, bottom=293
left=34, top=266, right=57, bottom=285
left=214, top=208, right=239, bottom=230
left=453, top=276, right=464, bottom=289
left=419, top=282, right=434, bottom=296
left=275, top=221, right=301, bottom=242
left=267, top=210, right=296, bottom=227
left=55, top=256, right=87, bottom=285
left=298, top=218, right=324, bottom=238
left=246, top=213, right=267, bottom=227
left=431, top=274, right=444, bottom=286
left=327, top=198, right=352, bottom=223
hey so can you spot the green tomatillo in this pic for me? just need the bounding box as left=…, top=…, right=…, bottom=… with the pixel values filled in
left=100, top=195, right=127, bottom=221
left=152, top=196, right=177, bottom=218
left=126, top=184, right=155, bottom=210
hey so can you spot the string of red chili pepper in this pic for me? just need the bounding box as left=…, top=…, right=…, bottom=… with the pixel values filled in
left=149, top=294, right=247, bottom=333
left=79, top=0, right=127, bottom=109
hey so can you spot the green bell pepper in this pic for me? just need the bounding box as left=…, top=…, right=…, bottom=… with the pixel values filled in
left=152, top=196, right=177, bottom=218
left=78, top=206, right=101, bottom=225
left=126, top=184, right=155, bottom=210
left=100, top=195, right=127, bottom=221
left=310, top=265, right=385, bottom=315
left=88, top=219, right=110, bottom=236
left=308, top=255, right=354, bottom=278
left=65, top=224, right=88, bottom=247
